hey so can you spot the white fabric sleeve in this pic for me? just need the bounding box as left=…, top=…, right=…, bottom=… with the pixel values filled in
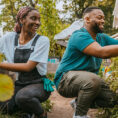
left=29, top=36, right=50, bottom=63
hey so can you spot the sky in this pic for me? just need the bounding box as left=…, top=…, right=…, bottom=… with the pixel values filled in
left=56, top=1, right=65, bottom=19
left=56, top=1, right=72, bottom=19
left=56, top=1, right=64, bottom=10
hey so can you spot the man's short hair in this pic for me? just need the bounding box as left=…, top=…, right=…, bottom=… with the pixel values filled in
left=83, top=6, right=101, bottom=17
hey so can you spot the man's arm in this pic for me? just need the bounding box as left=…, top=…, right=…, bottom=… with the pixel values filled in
left=111, top=33, right=118, bottom=39
left=83, top=41, right=118, bottom=59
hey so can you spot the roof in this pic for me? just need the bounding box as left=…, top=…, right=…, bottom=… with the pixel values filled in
left=54, top=19, right=84, bottom=40
left=56, top=40, right=67, bottom=47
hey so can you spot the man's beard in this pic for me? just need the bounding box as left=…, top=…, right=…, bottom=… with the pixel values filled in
left=92, top=22, right=104, bottom=34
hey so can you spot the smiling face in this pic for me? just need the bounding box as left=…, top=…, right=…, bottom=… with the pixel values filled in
left=90, top=9, right=105, bottom=33
left=20, top=10, right=40, bottom=34
left=84, top=9, right=105, bottom=33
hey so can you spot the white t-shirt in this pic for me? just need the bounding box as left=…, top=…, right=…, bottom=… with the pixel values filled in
left=0, top=32, right=50, bottom=75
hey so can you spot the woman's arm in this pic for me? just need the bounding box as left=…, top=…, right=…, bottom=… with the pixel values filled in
left=0, top=60, right=38, bottom=72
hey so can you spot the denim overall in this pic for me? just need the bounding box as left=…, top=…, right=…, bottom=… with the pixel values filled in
left=14, top=34, right=43, bottom=85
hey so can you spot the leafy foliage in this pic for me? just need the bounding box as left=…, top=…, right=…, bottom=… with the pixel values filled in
left=0, top=53, right=6, bottom=62
left=0, top=74, right=14, bottom=102
left=37, top=0, right=68, bottom=57
left=97, top=58, right=118, bottom=118
left=47, top=73, right=55, bottom=81
left=0, top=0, right=29, bottom=32
left=41, top=99, right=53, bottom=112
left=0, top=54, right=14, bottom=102
left=0, top=112, right=16, bottom=118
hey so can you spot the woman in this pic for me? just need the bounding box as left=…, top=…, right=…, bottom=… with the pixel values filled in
left=0, top=6, right=53, bottom=118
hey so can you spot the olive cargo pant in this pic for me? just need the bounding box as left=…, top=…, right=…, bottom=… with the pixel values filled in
left=58, top=71, right=117, bottom=116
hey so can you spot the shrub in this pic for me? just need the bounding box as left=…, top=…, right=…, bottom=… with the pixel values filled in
left=97, top=58, right=118, bottom=118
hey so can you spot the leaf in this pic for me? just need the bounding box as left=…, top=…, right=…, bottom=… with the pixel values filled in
left=0, top=53, right=6, bottom=63
left=0, top=74, right=14, bottom=102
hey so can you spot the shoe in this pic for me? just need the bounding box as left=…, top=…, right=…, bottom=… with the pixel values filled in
left=73, top=111, right=90, bottom=118
left=72, top=107, right=90, bottom=118
left=32, top=111, right=47, bottom=118
left=71, top=99, right=90, bottom=118
left=70, top=98, right=77, bottom=110
left=31, top=114, right=35, bottom=118
left=73, top=115, right=90, bottom=118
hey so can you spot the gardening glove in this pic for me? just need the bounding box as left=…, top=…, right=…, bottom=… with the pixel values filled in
left=42, top=78, right=54, bottom=92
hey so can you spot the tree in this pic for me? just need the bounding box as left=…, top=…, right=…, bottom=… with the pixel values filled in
left=37, top=0, right=68, bottom=56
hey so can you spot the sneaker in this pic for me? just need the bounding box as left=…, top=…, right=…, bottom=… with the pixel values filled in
left=32, top=111, right=47, bottom=118
left=73, top=115, right=90, bottom=118
left=70, top=99, right=77, bottom=110
left=71, top=99, right=90, bottom=118
left=31, top=114, right=35, bottom=118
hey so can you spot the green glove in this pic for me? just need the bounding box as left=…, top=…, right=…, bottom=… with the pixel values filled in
left=42, top=78, right=54, bottom=92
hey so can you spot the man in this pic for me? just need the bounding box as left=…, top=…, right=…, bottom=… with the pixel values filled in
left=54, top=7, right=118, bottom=118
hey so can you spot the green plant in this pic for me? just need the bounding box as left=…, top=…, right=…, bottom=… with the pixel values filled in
left=0, top=99, right=53, bottom=118
left=41, top=99, right=53, bottom=112
left=0, top=112, right=17, bottom=118
left=47, top=73, right=55, bottom=81
left=97, top=58, right=118, bottom=118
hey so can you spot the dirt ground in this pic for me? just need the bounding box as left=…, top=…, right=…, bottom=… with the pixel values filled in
left=48, top=90, right=98, bottom=118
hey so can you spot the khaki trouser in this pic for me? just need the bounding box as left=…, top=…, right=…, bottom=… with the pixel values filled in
left=58, top=71, right=117, bottom=116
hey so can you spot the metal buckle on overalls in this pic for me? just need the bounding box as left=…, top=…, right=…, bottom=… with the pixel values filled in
left=14, top=46, right=17, bottom=50
left=31, top=46, right=34, bottom=50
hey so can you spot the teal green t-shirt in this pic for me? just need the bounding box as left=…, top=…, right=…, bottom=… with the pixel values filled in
left=54, top=28, right=118, bottom=88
